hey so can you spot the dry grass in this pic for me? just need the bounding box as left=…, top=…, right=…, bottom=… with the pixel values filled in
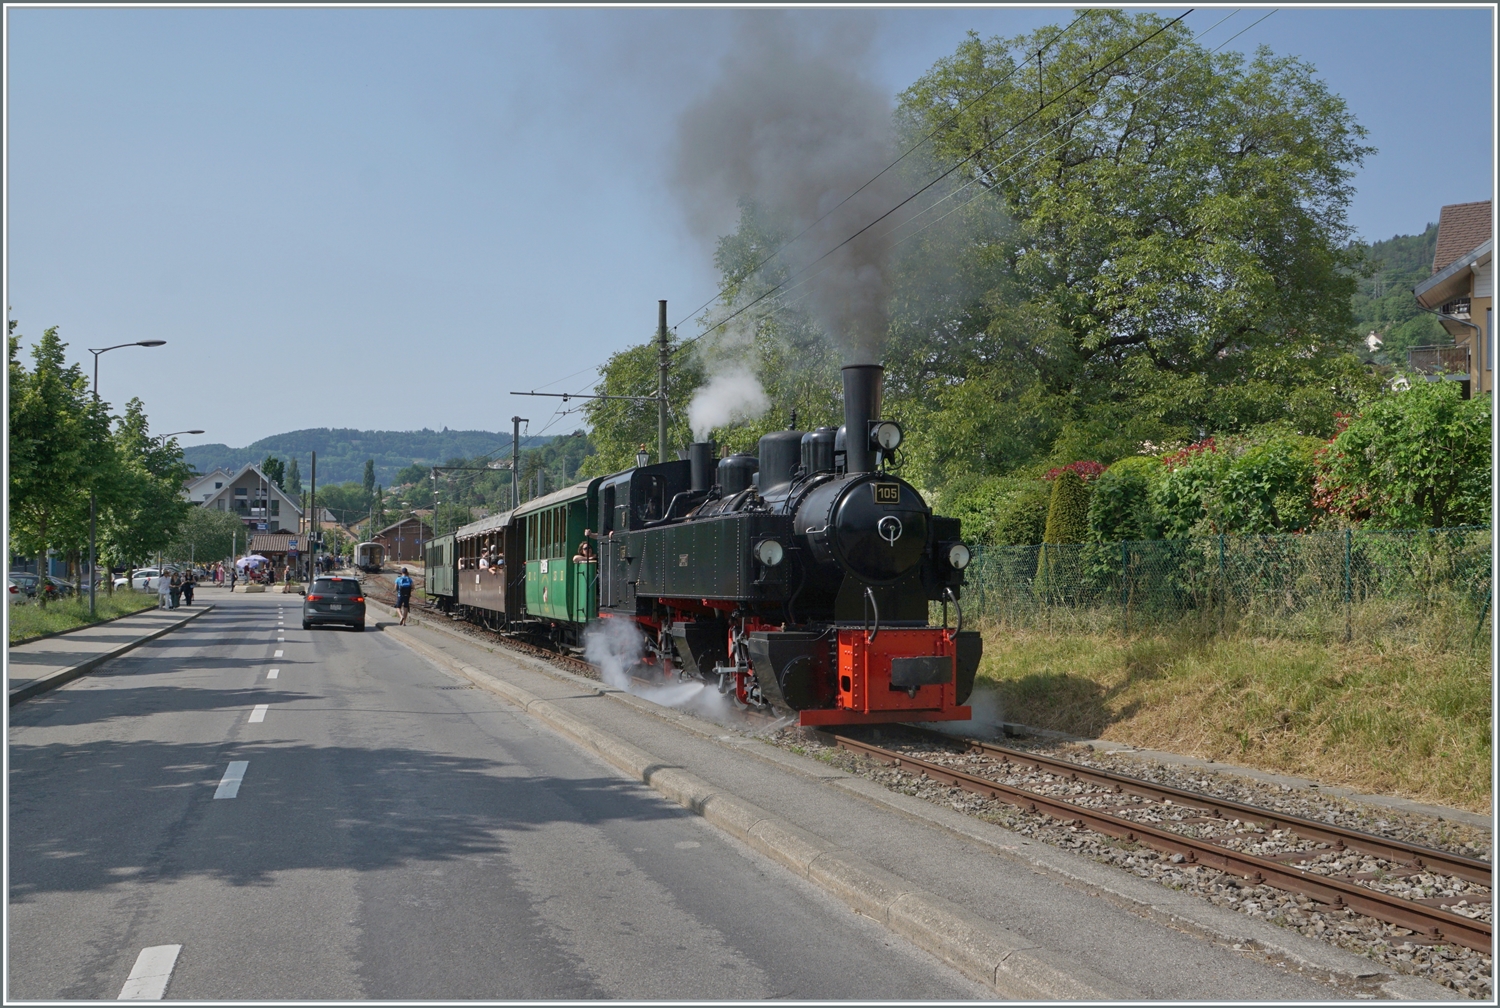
left=8, top=590, right=159, bottom=643
left=977, top=623, right=1492, bottom=813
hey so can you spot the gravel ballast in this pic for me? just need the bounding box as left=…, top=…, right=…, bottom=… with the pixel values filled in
left=769, top=726, right=1492, bottom=1000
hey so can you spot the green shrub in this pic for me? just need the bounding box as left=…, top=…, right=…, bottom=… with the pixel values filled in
left=1088, top=455, right=1162, bottom=542
left=1042, top=470, right=1090, bottom=544
left=1153, top=431, right=1323, bottom=537
left=1318, top=381, right=1491, bottom=528
left=933, top=475, right=1051, bottom=546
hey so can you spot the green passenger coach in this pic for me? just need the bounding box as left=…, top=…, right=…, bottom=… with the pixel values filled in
left=512, top=478, right=600, bottom=643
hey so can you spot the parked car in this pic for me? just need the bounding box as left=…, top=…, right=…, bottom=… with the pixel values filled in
left=8, top=571, right=39, bottom=598
left=114, top=568, right=162, bottom=591
left=8, top=578, right=25, bottom=604
left=302, top=576, right=366, bottom=631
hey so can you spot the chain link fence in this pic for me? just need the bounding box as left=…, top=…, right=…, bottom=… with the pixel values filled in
left=960, top=527, right=1492, bottom=647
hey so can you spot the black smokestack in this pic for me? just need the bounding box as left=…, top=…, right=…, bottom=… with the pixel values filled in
left=841, top=364, right=883, bottom=474
left=689, top=441, right=717, bottom=492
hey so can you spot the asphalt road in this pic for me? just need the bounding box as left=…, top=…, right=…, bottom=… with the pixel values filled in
left=8, top=591, right=990, bottom=1000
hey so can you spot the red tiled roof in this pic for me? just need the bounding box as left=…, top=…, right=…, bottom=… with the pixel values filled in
left=1432, top=201, right=1491, bottom=274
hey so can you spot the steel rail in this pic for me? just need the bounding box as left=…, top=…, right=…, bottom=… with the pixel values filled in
left=902, top=726, right=1491, bottom=887
left=823, top=732, right=1491, bottom=953
left=378, top=581, right=1490, bottom=950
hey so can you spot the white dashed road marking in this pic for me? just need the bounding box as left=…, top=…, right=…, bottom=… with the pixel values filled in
left=213, top=761, right=249, bottom=799
left=248, top=705, right=268, bottom=723
left=266, top=669, right=279, bottom=679
left=117, top=944, right=182, bottom=999
left=274, top=650, right=283, bottom=658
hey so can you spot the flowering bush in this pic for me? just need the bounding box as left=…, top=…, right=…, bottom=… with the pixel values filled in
left=1044, top=460, right=1106, bottom=482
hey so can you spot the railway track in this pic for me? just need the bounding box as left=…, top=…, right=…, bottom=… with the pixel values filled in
left=820, top=729, right=1491, bottom=953
left=359, top=575, right=1491, bottom=954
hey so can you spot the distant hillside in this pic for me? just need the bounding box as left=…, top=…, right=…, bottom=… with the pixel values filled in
left=183, top=428, right=557, bottom=485
left=1351, top=223, right=1447, bottom=362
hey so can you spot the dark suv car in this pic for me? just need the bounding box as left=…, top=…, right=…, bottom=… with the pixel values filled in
left=302, top=576, right=366, bottom=631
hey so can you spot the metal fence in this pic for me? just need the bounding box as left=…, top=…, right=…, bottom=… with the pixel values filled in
left=961, top=526, right=1492, bottom=646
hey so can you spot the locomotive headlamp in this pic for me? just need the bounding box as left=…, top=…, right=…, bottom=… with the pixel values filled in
left=635, top=445, right=651, bottom=468
left=870, top=420, right=903, bottom=451
left=947, top=543, right=972, bottom=570
left=755, top=539, right=785, bottom=566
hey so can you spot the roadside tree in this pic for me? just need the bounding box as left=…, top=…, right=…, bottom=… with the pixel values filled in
left=8, top=324, right=116, bottom=602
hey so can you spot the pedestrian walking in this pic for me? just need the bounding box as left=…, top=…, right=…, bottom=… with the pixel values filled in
left=395, top=567, right=414, bottom=625
left=229, top=567, right=237, bottom=592
left=157, top=573, right=172, bottom=609
left=181, top=573, right=195, bottom=606
left=168, top=573, right=182, bottom=609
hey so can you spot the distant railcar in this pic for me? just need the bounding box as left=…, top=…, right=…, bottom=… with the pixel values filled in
left=354, top=542, right=384, bottom=572
left=425, top=533, right=456, bottom=603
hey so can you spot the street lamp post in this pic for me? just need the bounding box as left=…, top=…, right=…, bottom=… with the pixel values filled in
left=88, top=340, right=166, bottom=617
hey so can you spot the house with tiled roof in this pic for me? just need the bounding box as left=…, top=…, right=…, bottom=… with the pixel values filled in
left=1412, top=200, right=1492, bottom=396
left=182, top=462, right=304, bottom=533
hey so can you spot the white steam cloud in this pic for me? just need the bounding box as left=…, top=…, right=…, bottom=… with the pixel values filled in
left=688, top=362, right=770, bottom=442
left=674, top=12, right=900, bottom=366
left=933, top=685, right=1005, bottom=740
left=583, top=616, right=741, bottom=722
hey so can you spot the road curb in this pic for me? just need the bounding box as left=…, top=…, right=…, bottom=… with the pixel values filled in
left=379, top=606, right=1460, bottom=1000
left=8, top=605, right=215, bottom=705
left=384, top=622, right=1139, bottom=1000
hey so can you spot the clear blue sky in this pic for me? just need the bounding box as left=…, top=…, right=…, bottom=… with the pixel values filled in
left=6, top=6, right=1493, bottom=450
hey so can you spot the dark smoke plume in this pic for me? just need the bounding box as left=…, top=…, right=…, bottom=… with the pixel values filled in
left=674, top=13, right=900, bottom=366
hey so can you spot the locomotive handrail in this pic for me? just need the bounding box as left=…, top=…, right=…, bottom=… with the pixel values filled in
left=864, top=587, right=880, bottom=643
left=943, top=586, right=963, bottom=640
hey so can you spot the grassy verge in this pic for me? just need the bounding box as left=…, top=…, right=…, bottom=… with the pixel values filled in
left=8, top=591, right=161, bottom=644
left=976, top=623, right=1492, bottom=813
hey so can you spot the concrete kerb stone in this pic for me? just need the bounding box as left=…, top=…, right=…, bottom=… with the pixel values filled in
left=379, top=605, right=1458, bottom=1000
left=8, top=604, right=216, bottom=705
left=383, top=621, right=1136, bottom=1000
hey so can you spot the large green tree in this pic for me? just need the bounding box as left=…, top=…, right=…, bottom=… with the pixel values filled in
left=166, top=505, right=246, bottom=567
left=99, top=398, right=195, bottom=569
left=890, top=11, right=1379, bottom=485
left=8, top=324, right=116, bottom=598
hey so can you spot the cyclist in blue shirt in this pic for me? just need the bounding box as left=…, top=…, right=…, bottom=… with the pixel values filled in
left=394, top=568, right=414, bottom=625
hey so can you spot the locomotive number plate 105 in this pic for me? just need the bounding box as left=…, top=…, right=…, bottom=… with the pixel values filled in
left=872, top=482, right=901, bottom=504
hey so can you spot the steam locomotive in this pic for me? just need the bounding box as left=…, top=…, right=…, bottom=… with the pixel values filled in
left=425, top=363, right=981, bottom=726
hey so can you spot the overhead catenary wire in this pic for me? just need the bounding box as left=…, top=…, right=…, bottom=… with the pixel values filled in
left=667, top=8, right=1194, bottom=360
left=736, top=9, right=1270, bottom=325
left=884, top=9, right=1278, bottom=248
left=524, top=13, right=1183, bottom=401
left=714, top=7, right=1266, bottom=330
left=526, top=8, right=1236, bottom=412
left=666, top=11, right=1094, bottom=337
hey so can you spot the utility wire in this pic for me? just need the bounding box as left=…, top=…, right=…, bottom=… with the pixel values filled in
left=742, top=9, right=1265, bottom=322
left=883, top=9, right=1277, bottom=247
left=667, top=12, right=1093, bottom=336
left=521, top=14, right=1137, bottom=398
left=669, top=9, right=1193, bottom=359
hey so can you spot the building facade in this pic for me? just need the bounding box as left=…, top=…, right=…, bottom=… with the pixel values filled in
left=373, top=516, right=433, bottom=562
left=1412, top=200, right=1492, bottom=396
left=184, top=463, right=304, bottom=533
